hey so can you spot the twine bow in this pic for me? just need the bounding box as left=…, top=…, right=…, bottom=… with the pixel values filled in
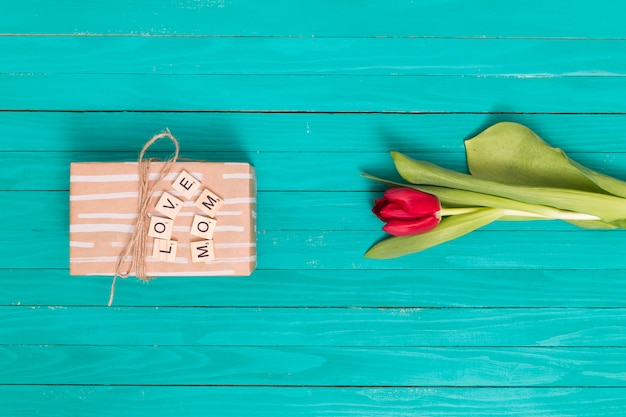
left=108, top=130, right=180, bottom=306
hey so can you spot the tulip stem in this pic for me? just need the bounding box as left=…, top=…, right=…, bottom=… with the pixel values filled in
left=438, top=207, right=483, bottom=217
left=502, top=209, right=600, bottom=221
left=439, top=207, right=601, bottom=221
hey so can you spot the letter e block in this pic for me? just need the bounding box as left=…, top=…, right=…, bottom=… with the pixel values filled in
left=195, top=188, right=223, bottom=218
left=148, top=216, right=174, bottom=240
left=152, top=238, right=178, bottom=262
left=172, top=170, right=201, bottom=199
left=190, top=240, right=215, bottom=263
left=190, top=214, right=217, bottom=240
left=155, top=191, right=183, bottom=219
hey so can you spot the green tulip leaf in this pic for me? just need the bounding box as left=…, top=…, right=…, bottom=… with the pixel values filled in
left=565, top=218, right=626, bottom=230
left=465, top=122, right=626, bottom=198
left=392, top=151, right=626, bottom=222
left=365, top=208, right=504, bottom=259
left=362, top=173, right=573, bottom=219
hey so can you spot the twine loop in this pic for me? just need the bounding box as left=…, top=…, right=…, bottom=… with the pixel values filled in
left=108, top=130, right=180, bottom=306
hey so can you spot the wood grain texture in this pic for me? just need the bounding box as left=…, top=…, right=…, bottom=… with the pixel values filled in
left=2, top=387, right=625, bottom=417
left=3, top=269, right=625, bottom=308
left=4, top=112, right=626, bottom=153
left=3, top=37, right=626, bottom=76
left=2, top=0, right=625, bottom=38
left=3, top=345, right=626, bottom=386
left=2, top=307, right=626, bottom=346
left=4, top=0, right=626, bottom=414
left=4, top=74, right=626, bottom=112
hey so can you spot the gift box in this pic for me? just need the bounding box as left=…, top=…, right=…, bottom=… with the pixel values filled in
left=69, top=161, right=257, bottom=277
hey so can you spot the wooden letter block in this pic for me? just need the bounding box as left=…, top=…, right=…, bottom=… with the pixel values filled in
left=152, top=238, right=178, bottom=262
left=148, top=216, right=174, bottom=240
left=195, top=188, right=224, bottom=218
left=172, top=170, right=201, bottom=200
left=155, top=191, right=183, bottom=219
left=190, top=240, right=215, bottom=263
left=190, top=214, right=217, bottom=240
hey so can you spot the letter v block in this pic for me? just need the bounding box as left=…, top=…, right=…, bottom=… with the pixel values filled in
left=190, top=240, right=215, bottom=263
left=155, top=191, right=183, bottom=219
left=195, top=188, right=224, bottom=218
left=152, top=238, right=178, bottom=262
left=172, top=170, right=201, bottom=200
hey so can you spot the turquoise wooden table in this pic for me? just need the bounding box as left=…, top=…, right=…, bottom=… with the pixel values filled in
left=3, top=1, right=626, bottom=415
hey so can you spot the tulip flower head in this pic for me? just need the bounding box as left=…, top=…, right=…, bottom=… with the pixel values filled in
left=373, top=187, right=441, bottom=236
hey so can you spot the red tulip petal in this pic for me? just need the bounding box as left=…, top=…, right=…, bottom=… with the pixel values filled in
left=382, top=215, right=440, bottom=236
left=372, top=199, right=390, bottom=221
left=378, top=202, right=416, bottom=220
left=384, top=188, right=440, bottom=217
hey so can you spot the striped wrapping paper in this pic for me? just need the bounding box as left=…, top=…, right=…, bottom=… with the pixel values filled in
left=69, top=161, right=256, bottom=276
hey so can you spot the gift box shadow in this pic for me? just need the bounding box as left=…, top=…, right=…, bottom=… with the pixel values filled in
left=62, top=112, right=252, bottom=164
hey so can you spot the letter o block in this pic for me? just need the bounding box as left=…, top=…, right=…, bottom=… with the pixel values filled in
left=190, top=214, right=217, bottom=240
left=148, top=216, right=174, bottom=240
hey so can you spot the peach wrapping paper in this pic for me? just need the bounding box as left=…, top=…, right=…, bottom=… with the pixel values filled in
left=69, top=161, right=256, bottom=276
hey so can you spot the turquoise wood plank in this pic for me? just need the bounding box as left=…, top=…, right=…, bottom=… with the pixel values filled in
left=2, top=269, right=625, bottom=308
left=5, top=150, right=626, bottom=193
left=4, top=74, right=626, bottom=112
left=7, top=229, right=626, bottom=270
left=1, top=345, right=626, bottom=386
left=3, top=306, right=626, bottom=346
left=2, top=1, right=625, bottom=38
left=5, top=112, right=626, bottom=154
left=4, top=37, right=626, bottom=76
left=1, top=386, right=625, bottom=417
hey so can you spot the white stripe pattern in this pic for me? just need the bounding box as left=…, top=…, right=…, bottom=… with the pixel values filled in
left=70, top=256, right=190, bottom=264
left=70, top=172, right=203, bottom=183
left=70, top=241, right=95, bottom=248
left=111, top=242, right=255, bottom=249
left=222, top=173, right=254, bottom=179
left=70, top=192, right=138, bottom=201
left=70, top=224, right=134, bottom=233
left=173, top=225, right=245, bottom=233
left=176, top=210, right=242, bottom=217
left=224, top=198, right=256, bottom=204
left=206, top=256, right=257, bottom=264
left=83, top=270, right=237, bottom=276
left=78, top=213, right=138, bottom=219
left=72, top=224, right=246, bottom=234
left=71, top=255, right=252, bottom=265
left=71, top=192, right=255, bottom=204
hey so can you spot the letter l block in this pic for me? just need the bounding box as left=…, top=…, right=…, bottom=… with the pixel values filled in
left=152, top=238, right=178, bottom=262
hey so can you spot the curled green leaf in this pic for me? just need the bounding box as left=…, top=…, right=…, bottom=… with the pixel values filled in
left=392, top=152, right=626, bottom=222
left=465, top=121, right=626, bottom=198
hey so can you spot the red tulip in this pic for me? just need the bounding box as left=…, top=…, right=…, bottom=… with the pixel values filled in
left=373, top=187, right=441, bottom=236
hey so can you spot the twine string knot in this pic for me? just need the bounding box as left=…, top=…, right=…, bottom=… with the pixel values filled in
left=108, top=130, right=180, bottom=306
